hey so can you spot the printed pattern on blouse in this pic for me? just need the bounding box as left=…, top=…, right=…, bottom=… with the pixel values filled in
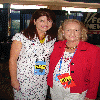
left=51, top=51, right=87, bottom=100
left=53, top=51, right=76, bottom=89
left=12, top=33, right=56, bottom=100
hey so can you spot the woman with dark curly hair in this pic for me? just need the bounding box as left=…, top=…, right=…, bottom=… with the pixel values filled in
left=9, top=9, right=58, bottom=100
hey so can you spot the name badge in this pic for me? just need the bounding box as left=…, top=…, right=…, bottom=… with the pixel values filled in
left=56, top=73, right=76, bottom=88
left=34, top=61, right=46, bottom=75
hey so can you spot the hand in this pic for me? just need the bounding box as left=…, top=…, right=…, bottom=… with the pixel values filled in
left=11, top=79, right=20, bottom=91
left=84, top=97, right=95, bottom=100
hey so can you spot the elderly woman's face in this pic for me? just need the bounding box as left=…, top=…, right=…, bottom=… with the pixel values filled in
left=63, top=21, right=81, bottom=42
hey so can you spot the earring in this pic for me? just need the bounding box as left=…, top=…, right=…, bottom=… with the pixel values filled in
left=63, top=33, right=64, bottom=35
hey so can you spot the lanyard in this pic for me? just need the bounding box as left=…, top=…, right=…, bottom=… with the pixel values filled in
left=59, top=50, right=77, bottom=71
left=59, top=57, right=62, bottom=71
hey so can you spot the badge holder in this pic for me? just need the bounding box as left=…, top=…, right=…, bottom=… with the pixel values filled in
left=34, top=58, right=46, bottom=75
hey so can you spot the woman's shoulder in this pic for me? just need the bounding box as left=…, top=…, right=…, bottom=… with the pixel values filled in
left=54, top=40, right=66, bottom=46
left=13, top=32, right=25, bottom=38
left=81, top=41, right=100, bottom=52
left=12, top=32, right=29, bottom=43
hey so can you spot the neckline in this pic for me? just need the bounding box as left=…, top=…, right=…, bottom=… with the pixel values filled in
left=64, top=51, right=74, bottom=54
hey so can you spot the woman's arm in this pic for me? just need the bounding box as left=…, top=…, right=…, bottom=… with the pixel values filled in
left=86, top=47, right=100, bottom=99
left=9, top=40, right=22, bottom=91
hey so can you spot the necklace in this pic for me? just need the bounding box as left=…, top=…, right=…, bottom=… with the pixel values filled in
left=39, top=32, right=46, bottom=43
left=66, top=44, right=77, bottom=50
left=40, top=36, right=45, bottom=43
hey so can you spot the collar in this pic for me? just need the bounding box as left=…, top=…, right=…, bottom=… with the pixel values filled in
left=33, top=34, right=48, bottom=44
left=58, top=40, right=87, bottom=51
left=77, top=41, right=87, bottom=51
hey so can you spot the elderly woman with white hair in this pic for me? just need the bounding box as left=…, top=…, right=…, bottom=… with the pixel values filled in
left=47, top=19, right=100, bottom=100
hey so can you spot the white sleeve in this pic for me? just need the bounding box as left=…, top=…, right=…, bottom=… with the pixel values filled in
left=12, top=33, right=24, bottom=43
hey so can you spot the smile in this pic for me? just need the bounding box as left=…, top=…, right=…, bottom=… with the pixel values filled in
left=42, top=26, right=48, bottom=28
left=71, top=37, right=75, bottom=38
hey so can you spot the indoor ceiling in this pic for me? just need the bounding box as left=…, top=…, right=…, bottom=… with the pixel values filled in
left=0, top=0, right=100, bottom=9
left=64, top=0, right=100, bottom=3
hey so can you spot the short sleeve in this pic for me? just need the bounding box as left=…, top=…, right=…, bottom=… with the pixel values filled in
left=12, top=33, right=25, bottom=43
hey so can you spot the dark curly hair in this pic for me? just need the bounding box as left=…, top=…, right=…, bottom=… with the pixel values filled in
left=21, top=9, right=58, bottom=40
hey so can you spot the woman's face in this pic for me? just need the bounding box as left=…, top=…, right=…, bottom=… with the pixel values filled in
left=34, top=16, right=53, bottom=33
left=63, top=21, right=81, bottom=42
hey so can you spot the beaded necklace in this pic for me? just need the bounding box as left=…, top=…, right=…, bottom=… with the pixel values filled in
left=65, top=44, right=77, bottom=50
